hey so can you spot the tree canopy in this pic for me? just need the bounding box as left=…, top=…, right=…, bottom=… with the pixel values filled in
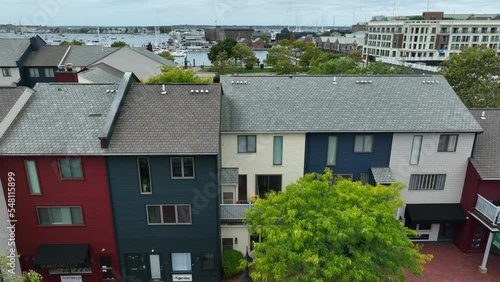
left=440, top=45, right=500, bottom=108
left=144, top=66, right=211, bottom=83
left=111, top=41, right=127, bottom=47
left=308, top=58, right=413, bottom=75
left=207, top=38, right=238, bottom=63
left=157, top=51, right=175, bottom=61
left=245, top=169, right=432, bottom=282
left=232, top=43, right=259, bottom=69
left=264, top=46, right=300, bottom=74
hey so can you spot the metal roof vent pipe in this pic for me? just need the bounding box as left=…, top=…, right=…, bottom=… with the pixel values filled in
left=161, top=84, right=167, bottom=95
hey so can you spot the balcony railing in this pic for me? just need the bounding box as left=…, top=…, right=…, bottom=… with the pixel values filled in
left=220, top=204, right=252, bottom=220
left=475, top=195, right=500, bottom=225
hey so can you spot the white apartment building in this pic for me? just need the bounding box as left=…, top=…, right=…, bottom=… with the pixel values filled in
left=363, top=12, right=500, bottom=62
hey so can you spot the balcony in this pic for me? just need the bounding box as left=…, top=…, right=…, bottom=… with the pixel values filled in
left=474, top=195, right=500, bottom=226
left=220, top=204, right=252, bottom=221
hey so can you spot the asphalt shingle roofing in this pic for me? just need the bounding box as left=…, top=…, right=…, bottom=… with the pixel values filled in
left=62, top=46, right=119, bottom=67
left=24, top=45, right=69, bottom=67
left=0, top=83, right=117, bottom=155
left=78, top=63, right=124, bottom=83
left=0, top=39, right=31, bottom=67
left=0, top=87, right=28, bottom=121
left=220, top=75, right=482, bottom=133
left=469, top=109, right=500, bottom=179
left=132, top=47, right=176, bottom=66
left=104, top=83, right=221, bottom=155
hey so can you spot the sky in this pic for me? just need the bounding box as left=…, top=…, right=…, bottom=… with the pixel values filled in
left=1, top=0, right=498, bottom=27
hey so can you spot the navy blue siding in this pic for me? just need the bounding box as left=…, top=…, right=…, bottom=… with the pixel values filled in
left=107, top=155, right=220, bottom=282
left=305, top=133, right=393, bottom=183
left=23, top=67, right=57, bottom=87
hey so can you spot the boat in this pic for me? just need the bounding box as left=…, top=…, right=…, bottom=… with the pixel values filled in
left=171, top=50, right=187, bottom=57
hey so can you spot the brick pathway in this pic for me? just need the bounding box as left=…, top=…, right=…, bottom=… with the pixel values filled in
left=225, top=242, right=500, bottom=281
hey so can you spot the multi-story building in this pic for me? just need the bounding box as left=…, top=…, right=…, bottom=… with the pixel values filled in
left=0, top=83, right=120, bottom=282
left=219, top=75, right=482, bottom=252
left=363, top=11, right=500, bottom=64
left=205, top=26, right=254, bottom=42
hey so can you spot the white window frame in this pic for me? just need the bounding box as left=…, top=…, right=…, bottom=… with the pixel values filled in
left=36, top=206, right=84, bottom=225
left=273, top=136, right=283, bottom=165
left=409, top=135, right=423, bottom=165
left=354, top=135, right=374, bottom=153
left=408, top=174, right=446, bottom=190
left=58, top=158, right=84, bottom=179
left=222, top=192, right=234, bottom=204
left=170, top=157, right=195, bottom=179
left=1, top=68, right=11, bottom=77
left=44, top=68, right=55, bottom=77
left=237, top=135, right=257, bottom=153
left=146, top=204, right=192, bottom=225
left=138, top=157, right=152, bottom=194
left=438, top=134, right=458, bottom=152
left=171, top=253, right=192, bottom=272
left=29, top=68, right=39, bottom=77
left=25, top=160, right=42, bottom=195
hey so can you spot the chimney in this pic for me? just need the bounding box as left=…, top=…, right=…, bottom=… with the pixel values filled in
left=146, top=43, right=153, bottom=52
left=55, top=63, right=78, bottom=83
left=30, top=36, right=40, bottom=51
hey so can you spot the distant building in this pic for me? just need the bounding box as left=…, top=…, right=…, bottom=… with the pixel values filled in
left=204, top=26, right=254, bottom=42
left=352, top=22, right=368, bottom=33
left=363, top=11, right=500, bottom=64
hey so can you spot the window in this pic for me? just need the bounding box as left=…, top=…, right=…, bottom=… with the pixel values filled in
left=360, top=173, right=369, bottom=185
left=1, top=68, right=11, bottom=77
left=409, top=135, right=423, bottom=165
left=171, top=157, right=194, bottom=178
left=37, top=207, right=83, bottom=225
left=58, top=158, right=83, bottom=179
left=354, top=135, right=374, bottom=153
left=223, top=192, right=234, bottom=204
left=44, top=68, right=55, bottom=77
left=238, top=175, right=247, bottom=201
left=100, top=256, right=114, bottom=280
left=25, top=160, right=41, bottom=194
left=438, top=134, right=458, bottom=152
left=238, top=135, right=256, bottom=153
left=202, top=253, right=215, bottom=270
left=273, top=136, right=283, bottom=165
left=222, top=238, right=233, bottom=250
left=138, top=157, right=151, bottom=193
left=29, top=68, right=39, bottom=77
left=326, top=136, right=338, bottom=165
left=409, top=174, right=446, bottom=190
left=256, top=175, right=282, bottom=198
left=172, top=253, right=191, bottom=271
left=147, top=204, right=191, bottom=224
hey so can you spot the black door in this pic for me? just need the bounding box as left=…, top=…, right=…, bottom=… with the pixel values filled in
left=124, top=253, right=147, bottom=282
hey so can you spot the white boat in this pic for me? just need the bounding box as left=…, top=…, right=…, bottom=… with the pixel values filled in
left=171, top=50, right=187, bottom=57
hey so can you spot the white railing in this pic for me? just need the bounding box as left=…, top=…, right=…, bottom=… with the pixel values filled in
left=476, top=195, right=500, bottom=225
left=220, top=204, right=252, bottom=220
left=375, top=57, right=441, bottom=72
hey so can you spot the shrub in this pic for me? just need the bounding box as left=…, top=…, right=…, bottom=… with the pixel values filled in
left=223, top=249, right=245, bottom=279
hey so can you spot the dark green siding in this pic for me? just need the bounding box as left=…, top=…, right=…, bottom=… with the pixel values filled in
left=107, top=155, right=220, bottom=282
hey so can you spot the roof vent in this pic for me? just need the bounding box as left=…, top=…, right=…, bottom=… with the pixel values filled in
left=205, top=89, right=209, bottom=93
left=65, top=63, right=73, bottom=71
left=422, top=81, right=426, bottom=84
left=244, top=81, right=247, bottom=84
left=436, top=81, right=439, bottom=84
left=88, top=113, right=103, bottom=117
left=333, top=77, right=337, bottom=85
left=236, top=81, right=240, bottom=84
left=196, top=89, right=199, bottom=93
left=481, top=111, right=486, bottom=120
left=161, top=84, right=167, bottom=95
left=190, top=90, right=194, bottom=93
left=231, top=81, right=234, bottom=84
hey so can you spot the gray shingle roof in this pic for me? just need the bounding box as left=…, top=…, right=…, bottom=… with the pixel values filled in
left=0, top=83, right=117, bottom=155
left=469, top=109, right=500, bottom=179
left=0, top=39, right=31, bottom=67
left=23, top=45, right=69, bottom=67
left=132, top=47, right=176, bottom=66
left=104, top=83, right=221, bottom=155
left=221, top=168, right=239, bottom=184
left=220, top=75, right=482, bottom=133
left=371, top=167, right=395, bottom=184
left=0, top=87, right=28, bottom=121
left=62, top=46, right=119, bottom=67
left=78, top=63, right=124, bottom=83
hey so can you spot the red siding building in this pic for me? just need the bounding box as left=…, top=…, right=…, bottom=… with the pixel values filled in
left=0, top=83, right=120, bottom=282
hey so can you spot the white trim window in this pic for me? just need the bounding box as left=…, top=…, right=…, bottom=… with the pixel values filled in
left=438, top=134, right=458, bottom=152
left=354, top=135, right=374, bottom=153
left=44, top=68, right=55, bottom=77
left=171, top=253, right=191, bottom=271
left=409, top=135, right=423, bottom=165
left=58, top=158, right=83, bottom=179
left=273, top=136, right=283, bottom=165
left=409, top=174, right=446, bottom=190
left=29, top=68, right=39, bottom=78
left=326, top=136, right=338, bottom=165
left=171, top=157, right=195, bottom=179
left=37, top=207, right=83, bottom=225
left=1, top=68, right=11, bottom=77
left=237, top=135, right=256, bottom=153
left=147, top=204, right=191, bottom=224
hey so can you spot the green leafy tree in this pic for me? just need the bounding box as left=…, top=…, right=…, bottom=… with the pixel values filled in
left=59, top=39, right=83, bottom=46
left=157, top=51, right=175, bottom=61
left=320, top=31, right=331, bottom=36
left=308, top=57, right=359, bottom=74
left=208, top=38, right=238, bottom=63
left=299, top=42, right=323, bottom=67
left=0, top=253, right=43, bottom=282
left=110, top=41, right=127, bottom=47
left=260, top=34, right=270, bottom=47
left=145, top=66, right=211, bottom=83
left=346, top=61, right=413, bottom=75
left=440, top=45, right=500, bottom=107
left=278, top=39, right=290, bottom=47
left=265, top=46, right=298, bottom=74
left=245, top=169, right=432, bottom=282
left=211, top=51, right=233, bottom=75
left=348, top=50, right=364, bottom=63
left=232, top=43, right=259, bottom=69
